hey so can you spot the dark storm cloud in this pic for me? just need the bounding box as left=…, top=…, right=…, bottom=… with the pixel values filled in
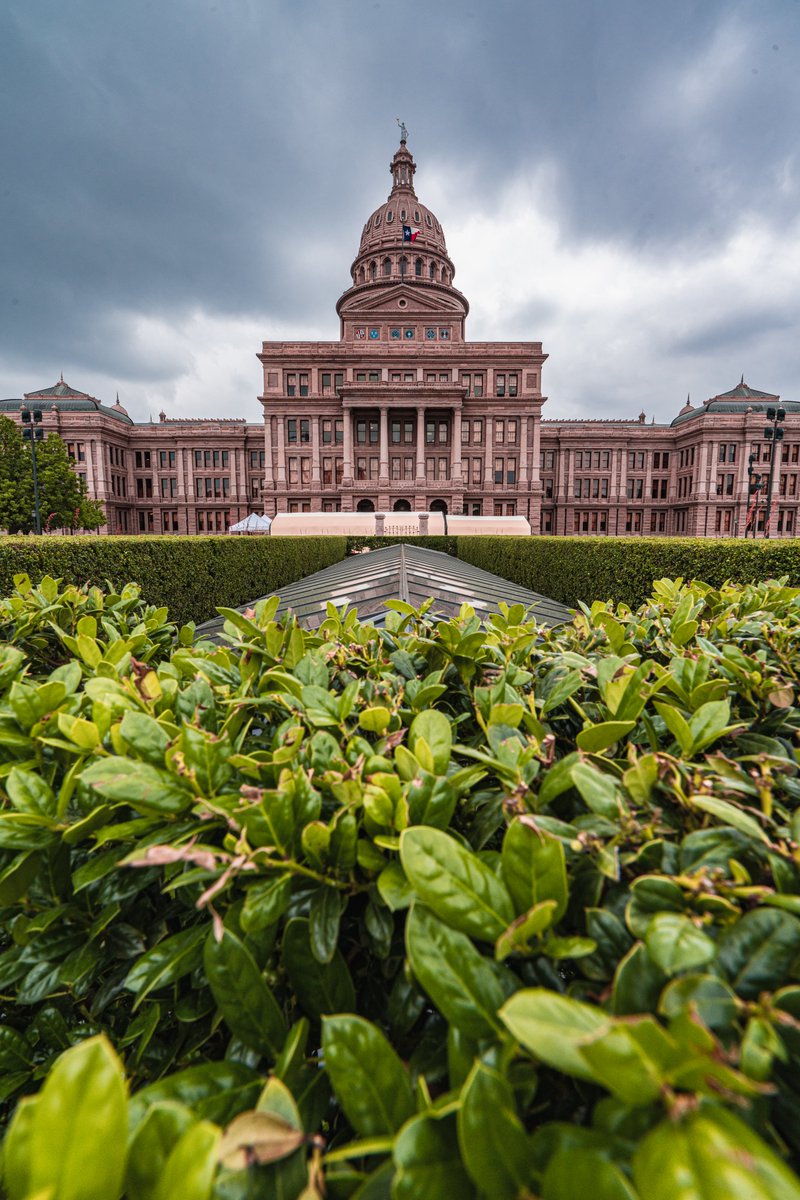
left=1, top=0, right=800, bottom=414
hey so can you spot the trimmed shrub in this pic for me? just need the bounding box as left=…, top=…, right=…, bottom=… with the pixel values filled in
left=458, top=535, right=800, bottom=608
left=3, top=575, right=800, bottom=1195
left=0, top=535, right=347, bottom=626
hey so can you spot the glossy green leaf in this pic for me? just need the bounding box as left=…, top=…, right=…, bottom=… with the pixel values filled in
left=126, top=1101, right=197, bottom=1200
left=575, top=721, right=636, bottom=753
left=81, top=757, right=192, bottom=814
left=499, top=988, right=609, bottom=1081
left=645, top=913, right=716, bottom=976
left=543, top=1146, right=638, bottom=1200
left=400, top=826, right=514, bottom=940
left=124, top=926, right=207, bottom=1007
left=204, top=928, right=286, bottom=1056
left=716, top=908, right=800, bottom=999
left=406, top=904, right=512, bottom=1039
left=6, top=768, right=58, bottom=818
left=27, top=1035, right=127, bottom=1200
left=309, top=886, right=344, bottom=963
left=458, top=1062, right=534, bottom=1198
left=393, top=1113, right=475, bottom=1200
left=154, top=1118, right=220, bottom=1200
left=501, top=818, right=568, bottom=921
left=322, top=1015, right=415, bottom=1136
left=282, top=918, right=356, bottom=1019
left=408, top=709, right=452, bottom=774
left=633, top=1107, right=800, bottom=1200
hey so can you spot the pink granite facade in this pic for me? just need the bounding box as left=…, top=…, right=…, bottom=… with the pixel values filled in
left=3, top=137, right=798, bottom=538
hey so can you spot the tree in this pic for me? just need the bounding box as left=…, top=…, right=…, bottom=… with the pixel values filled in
left=0, top=414, right=105, bottom=533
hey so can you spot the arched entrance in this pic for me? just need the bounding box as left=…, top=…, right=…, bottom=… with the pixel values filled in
left=356, top=499, right=375, bottom=512
left=393, top=499, right=412, bottom=512
left=429, top=499, right=448, bottom=514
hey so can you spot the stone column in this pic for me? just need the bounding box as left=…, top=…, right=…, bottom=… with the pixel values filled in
left=415, top=405, right=426, bottom=482
left=484, top=417, right=494, bottom=490
left=379, top=406, right=389, bottom=484
left=343, top=406, right=354, bottom=484
left=263, top=415, right=274, bottom=486
left=276, top=416, right=286, bottom=485
left=311, top=414, right=321, bottom=484
left=451, top=405, right=463, bottom=483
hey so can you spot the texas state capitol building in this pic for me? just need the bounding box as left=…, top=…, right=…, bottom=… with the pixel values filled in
left=3, top=133, right=799, bottom=538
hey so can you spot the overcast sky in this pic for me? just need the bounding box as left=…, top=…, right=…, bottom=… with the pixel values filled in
left=2, top=0, right=799, bottom=425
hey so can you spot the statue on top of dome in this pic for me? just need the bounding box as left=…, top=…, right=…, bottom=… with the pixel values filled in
left=396, top=117, right=408, bottom=143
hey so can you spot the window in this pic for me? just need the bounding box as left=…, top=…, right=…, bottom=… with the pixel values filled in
left=494, top=457, right=504, bottom=484
left=287, top=419, right=297, bottom=443
left=507, top=420, right=518, bottom=443
left=627, top=478, right=644, bottom=499
left=404, top=457, right=414, bottom=480
left=462, top=420, right=470, bottom=444
left=356, top=457, right=367, bottom=481
left=496, top=373, right=505, bottom=397
left=288, top=457, right=299, bottom=485
left=507, top=459, right=517, bottom=485
left=369, top=420, right=379, bottom=444
left=495, top=419, right=505, bottom=444
left=383, top=258, right=391, bottom=276
left=391, top=456, right=401, bottom=479
left=651, top=478, right=668, bottom=500
left=404, top=421, right=414, bottom=443
left=415, top=258, right=422, bottom=276
left=356, top=421, right=367, bottom=444
left=134, top=451, right=151, bottom=469
left=159, top=450, right=176, bottom=468
left=425, top=457, right=435, bottom=480
left=426, top=420, right=435, bottom=444
left=476, top=418, right=487, bottom=441
left=472, top=458, right=482, bottom=485
left=437, top=457, right=448, bottom=481
left=300, top=420, right=310, bottom=443
left=335, top=420, right=343, bottom=444
left=322, top=420, right=332, bottom=445
left=391, top=420, right=401, bottom=443
left=301, top=458, right=311, bottom=485
left=438, top=421, right=448, bottom=443
left=628, top=451, right=645, bottom=470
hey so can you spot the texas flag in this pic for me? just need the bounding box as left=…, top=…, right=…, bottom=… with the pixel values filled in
left=402, top=225, right=420, bottom=243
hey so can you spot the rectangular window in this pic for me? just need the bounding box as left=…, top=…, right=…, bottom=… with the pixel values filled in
left=437, top=457, right=448, bottom=481
left=323, top=420, right=335, bottom=445
left=356, top=421, right=367, bottom=444
left=322, top=457, right=333, bottom=485
left=335, top=420, right=343, bottom=444
left=426, top=420, right=435, bottom=444
left=404, top=457, right=414, bottom=480
left=473, top=420, right=483, bottom=443
left=425, top=457, right=435, bottom=480
left=287, top=419, right=297, bottom=443
left=301, top=459, right=311, bottom=485
left=356, top=457, right=367, bottom=480
left=508, top=373, right=518, bottom=397
left=496, top=373, right=505, bottom=397
left=438, top=421, right=448, bottom=443
left=299, top=373, right=309, bottom=397
left=507, top=420, right=518, bottom=443
left=461, top=420, right=470, bottom=444
left=288, top=457, right=299, bottom=485
left=472, top=458, right=482, bottom=485
left=369, top=420, right=379, bottom=444
left=495, top=419, right=505, bottom=444
left=404, top=421, right=414, bottom=443
left=494, top=456, right=504, bottom=485
left=391, top=457, right=401, bottom=479
left=391, top=420, right=402, bottom=443
left=300, top=420, right=310, bottom=443
left=506, top=459, right=517, bottom=485
left=285, top=373, right=296, bottom=397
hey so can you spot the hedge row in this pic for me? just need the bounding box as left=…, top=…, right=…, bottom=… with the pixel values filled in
left=345, top=534, right=458, bottom=556
left=458, top=536, right=800, bottom=608
left=0, top=536, right=347, bottom=626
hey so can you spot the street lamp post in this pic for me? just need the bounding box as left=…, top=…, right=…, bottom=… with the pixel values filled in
left=20, top=407, right=44, bottom=535
left=745, top=452, right=764, bottom=538
left=763, top=405, right=786, bottom=539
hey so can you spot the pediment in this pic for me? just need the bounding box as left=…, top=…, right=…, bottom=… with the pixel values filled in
left=339, top=283, right=466, bottom=319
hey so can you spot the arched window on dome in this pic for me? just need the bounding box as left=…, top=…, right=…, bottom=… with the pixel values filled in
left=414, top=210, right=420, bottom=224
left=429, top=262, right=435, bottom=280
left=386, top=210, right=393, bottom=224
left=399, top=256, right=407, bottom=277
left=370, top=260, right=377, bottom=281
left=425, top=214, right=432, bottom=228
left=400, top=209, right=406, bottom=222
left=442, top=267, right=449, bottom=283
left=358, top=266, right=365, bottom=283
left=415, top=258, right=422, bottom=277
left=374, top=214, right=381, bottom=228
left=383, top=257, right=391, bottom=277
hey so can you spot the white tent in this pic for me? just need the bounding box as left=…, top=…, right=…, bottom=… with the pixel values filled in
left=229, top=513, right=272, bottom=534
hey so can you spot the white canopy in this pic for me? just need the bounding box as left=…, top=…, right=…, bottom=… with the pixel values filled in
left=229, top=512, right=272, bottom=534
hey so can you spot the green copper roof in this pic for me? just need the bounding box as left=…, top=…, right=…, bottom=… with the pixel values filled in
left=1, top=378, right=134, bottom=425
left=671, top=379, right=790, bottom=426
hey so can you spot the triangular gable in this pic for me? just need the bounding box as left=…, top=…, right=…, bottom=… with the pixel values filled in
left=339, top=284, right=465, bottom=318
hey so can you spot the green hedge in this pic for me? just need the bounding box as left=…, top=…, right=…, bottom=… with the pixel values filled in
left=457, top=536, right=800, bottom=608
left=0, top=536, right=347, bottom=626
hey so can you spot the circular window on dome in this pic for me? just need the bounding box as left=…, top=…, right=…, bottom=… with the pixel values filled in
left=425, top=328, right=436, bottom=340
left=439, top=328, right=450, bottom=340
left=404, top=328, right=415, bottom=340
left=390, top=328, right=401, bottom=339
left=398, top=298, right=407, bottom=308
left=386, top=210, right=393, bottom=223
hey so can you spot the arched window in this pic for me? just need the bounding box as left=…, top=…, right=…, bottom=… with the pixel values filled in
left=358, top=266, right=365, bottom=283
left=370, top=261, right=377, bottom=281
left=357, top=498, right=375, bottom=512
left=386, top=210, right=393, bottom=223
left=400, top=209, right=406, bottom=222
left=383, top=258, right=391, bottom=276
left=415, top=258, right=422, bottom=277
left=442, top=267, right=448, bottom=283
left=399, top=256, right=407, bottom=276
left=429, top=262, right=435, bottom=280
left=414, top=210, right=421, bottom=224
